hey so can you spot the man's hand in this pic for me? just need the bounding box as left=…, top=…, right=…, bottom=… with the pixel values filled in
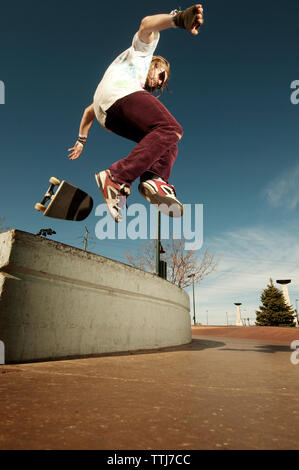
left=173, top=4, right=204, bottom=35
left=68, top=141, right=84, bottom=160
left=190, top=4, right=204, bottom=35
left=68, top=104, right=95, bottom=160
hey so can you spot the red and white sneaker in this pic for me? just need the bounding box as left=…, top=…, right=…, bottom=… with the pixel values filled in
left=95, top=170, right=130, bottom=222
left=138, top=178, right=184, bottom=217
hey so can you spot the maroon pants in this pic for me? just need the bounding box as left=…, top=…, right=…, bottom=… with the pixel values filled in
left=105, top=91, right=183, bottom=185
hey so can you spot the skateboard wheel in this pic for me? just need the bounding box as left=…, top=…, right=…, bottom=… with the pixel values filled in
left=49, top=177, right=60, bottom=186
left=35, top=203, right=46, bottom=213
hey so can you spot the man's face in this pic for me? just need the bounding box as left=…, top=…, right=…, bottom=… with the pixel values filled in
left=146, top=62, right=168, bottom=90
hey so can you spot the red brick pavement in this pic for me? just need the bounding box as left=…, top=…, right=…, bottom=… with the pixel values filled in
left=192, top=325, right=299, bottom=343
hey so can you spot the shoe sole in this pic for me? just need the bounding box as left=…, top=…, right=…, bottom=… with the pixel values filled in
left=95, top=171, right=106, bottom=201
left=95, top=171, right=122, bottom=223
left=139, top=182, right=184, bottom=218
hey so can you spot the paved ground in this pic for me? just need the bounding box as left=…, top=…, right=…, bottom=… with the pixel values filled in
left=0, top=327, right=299, bottom=450
left=192, top=325, right=299, bottom=342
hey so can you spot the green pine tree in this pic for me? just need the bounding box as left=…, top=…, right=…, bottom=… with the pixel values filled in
left=255, top=278, right=296, bottom=327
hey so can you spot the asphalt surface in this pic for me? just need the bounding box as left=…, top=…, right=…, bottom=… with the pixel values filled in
left=0, top=327, right=299, bottom=450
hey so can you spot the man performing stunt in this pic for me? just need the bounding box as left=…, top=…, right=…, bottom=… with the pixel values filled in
left=68, top=5, right=204, bottom=222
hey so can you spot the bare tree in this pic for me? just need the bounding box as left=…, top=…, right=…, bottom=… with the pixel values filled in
left=126, top=240, right=156, bottom=273
left=126, top=238, right=221, bottom=288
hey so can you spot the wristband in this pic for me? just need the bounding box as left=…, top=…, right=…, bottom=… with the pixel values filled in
left=77, top=138, right=86, bottom=143
left=170, top=9, right=179, bottom=27
left=77, top=135, right=87, bottom=146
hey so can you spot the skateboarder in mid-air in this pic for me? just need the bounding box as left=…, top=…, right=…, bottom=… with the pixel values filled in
left=68, top=5, right=204, bottom=222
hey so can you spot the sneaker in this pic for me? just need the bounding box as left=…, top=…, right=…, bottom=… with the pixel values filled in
left=95, top=170, right=130, bottom=222
left=138, top=178, right=183, bottom=217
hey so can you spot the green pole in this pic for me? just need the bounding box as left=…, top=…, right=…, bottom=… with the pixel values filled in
left=192, top=277, right=196, bottom=325
left=156, top=210, right=161, bottom=276
left=188, top=273, right=196, bottom=324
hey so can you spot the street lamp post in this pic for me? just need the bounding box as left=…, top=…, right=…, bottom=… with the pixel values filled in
left=188, top=274, right=196, bottom=325
left=234, top=302, right=242, bottom=326
left=276, top=280, right=291, bottom=305
left=276, top=280, right=298, bottom=327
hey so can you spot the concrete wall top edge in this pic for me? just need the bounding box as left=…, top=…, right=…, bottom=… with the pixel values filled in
left=0, top=230, right=14, bottom=268
left=0, top=229, right=189, bottom=307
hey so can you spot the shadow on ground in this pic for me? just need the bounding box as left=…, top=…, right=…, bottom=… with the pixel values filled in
left=1, top=339, right=226, bottom=366
left=219, top=344, right=291, bottom=354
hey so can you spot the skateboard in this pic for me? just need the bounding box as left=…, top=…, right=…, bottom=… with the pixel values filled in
left=34, top=177, right=93, bottom=221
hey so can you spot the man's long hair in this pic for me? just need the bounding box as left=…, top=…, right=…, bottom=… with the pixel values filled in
left=144, top=55, right=171, bottom=95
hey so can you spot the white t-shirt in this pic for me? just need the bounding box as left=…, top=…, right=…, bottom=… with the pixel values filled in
left=93, top=31, right=160, bottom=128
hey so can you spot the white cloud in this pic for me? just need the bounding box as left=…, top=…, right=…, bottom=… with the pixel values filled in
left=187, top=224, right=299, bottom=326
left=264, top=162, right=299, bottom=209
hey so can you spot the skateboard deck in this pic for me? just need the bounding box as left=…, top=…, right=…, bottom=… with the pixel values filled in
left=35, top=177, right=93, bottom=221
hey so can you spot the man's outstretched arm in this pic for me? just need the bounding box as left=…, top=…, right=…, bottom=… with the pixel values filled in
left=68, top=104, right=95, bottom=160
left=138, top=4, right=204, bottom=44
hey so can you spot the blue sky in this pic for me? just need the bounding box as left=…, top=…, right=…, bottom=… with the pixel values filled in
left=1, top=0, right=299, bottom=325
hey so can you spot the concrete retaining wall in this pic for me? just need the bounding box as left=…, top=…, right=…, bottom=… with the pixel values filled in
left=0, top=230, right=191, bottom=363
